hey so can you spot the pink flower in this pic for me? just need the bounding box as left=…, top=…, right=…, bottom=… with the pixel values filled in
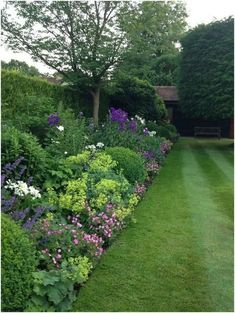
left=73, top=239, right=79, bottom=245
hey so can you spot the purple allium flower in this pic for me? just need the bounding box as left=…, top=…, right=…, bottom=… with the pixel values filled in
left=109, top=107, right=128, bottom=124
left=48, top=113, right=60, bottom=126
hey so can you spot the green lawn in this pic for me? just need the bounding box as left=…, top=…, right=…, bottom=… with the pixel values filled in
left=72, top=138, right=234, bottom=312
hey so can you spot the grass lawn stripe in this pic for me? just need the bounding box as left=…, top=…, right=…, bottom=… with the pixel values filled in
left=72, top=138, right=234, bottom=312
left=181, top=140, right=233, bottom=311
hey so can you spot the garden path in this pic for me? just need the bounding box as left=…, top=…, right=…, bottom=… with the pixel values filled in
left=72, top=138, right=234, bottom=312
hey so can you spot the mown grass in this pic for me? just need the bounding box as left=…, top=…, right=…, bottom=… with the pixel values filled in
left=72, top=138, right=234, bottom=312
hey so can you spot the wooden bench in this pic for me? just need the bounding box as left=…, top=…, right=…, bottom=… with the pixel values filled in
left=194, top=127, right=221, bottom=139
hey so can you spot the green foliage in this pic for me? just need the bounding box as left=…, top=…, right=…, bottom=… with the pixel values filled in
left=1, top=126, right=48, bottom=183
left=3, top=94, right=55, bottom=141
left=146, top=121, right=179, bottom=142
left=105, top=147, right=147, bottom=184
left=1, top=70, right=78, bottom=120
left=1, top=214, right=37, bottom=312
left=45, top=108, right=87, bottom=157
left=27, top=270, right=76, bottom=312
left=108, top=73, right=167, bottom=121
left=2, top=2, right=132, bottom=123
left=2, top=59, right=41, bottom=76
left=58, top=151, right=135, bottom=214
left=151, top=54, right=180, bottom=86
left=178, top=17, right=234, bottom=119
left=61, top=256, right=93, bottom=283
left=59, top=177, right=87, bottom=213
left=116, top=1, right=187, bottom=84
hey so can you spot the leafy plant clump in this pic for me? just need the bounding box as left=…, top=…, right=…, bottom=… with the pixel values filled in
left=1, top=214, right=37, bottom=311
left=105, top=146, right=147, bottom=184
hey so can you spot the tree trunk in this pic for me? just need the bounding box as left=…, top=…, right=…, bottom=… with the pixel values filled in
left=91, top=87, right=100, bottom=126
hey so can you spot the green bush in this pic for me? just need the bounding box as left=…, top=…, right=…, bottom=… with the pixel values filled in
left=45, top=106, right=87, bottom=158
left=105, top=147, right=147, bottom=184
left=107, top=73, right=167, bottom=121
left=146, top=121, right=178, bottom=143
left=1, top=214, right=37, bottom=311
left=2, top=95, right=56, bottom=142
left=1, top=126, right=49, bottom=183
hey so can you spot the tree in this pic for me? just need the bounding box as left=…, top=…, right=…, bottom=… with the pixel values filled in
left=1, top=59, right=41, bottom=76
left=2, top=1, right=129, bottom=124
left=178, top=17, right=234, bottom=119
left=115, top=1, right=187, bottom=85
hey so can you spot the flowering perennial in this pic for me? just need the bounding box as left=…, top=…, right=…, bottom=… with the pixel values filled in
left=5, top=180, right=41, bottom=199
left=48, top=113, right=60, bottom=126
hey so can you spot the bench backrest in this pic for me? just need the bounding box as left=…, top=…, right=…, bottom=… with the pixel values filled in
left=194, top=127, right=221, bottom=133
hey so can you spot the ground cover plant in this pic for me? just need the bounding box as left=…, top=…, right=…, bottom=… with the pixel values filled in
left=1, top=104, right=174, bottom=312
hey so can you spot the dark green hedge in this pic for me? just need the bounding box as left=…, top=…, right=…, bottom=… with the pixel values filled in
left=178, top=17, right=234, bottom=120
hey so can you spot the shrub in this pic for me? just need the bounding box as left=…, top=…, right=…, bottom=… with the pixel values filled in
left=146, top=121, right=178, bottom=143
left=45, top=107, right=87, bottom=157
left=107, top=73, right=167, bottom=121
left=105, top=147, right=147, bottom=184
left=1, top=126, right=49, bottom=183
left=2, top=95, right=56, bottom=142
left=1, top=214, right=37, bottom=311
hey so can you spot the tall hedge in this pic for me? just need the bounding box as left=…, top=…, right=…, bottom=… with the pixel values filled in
left=178, top=17, right=234, bottom=120
left=1, top=70, right=109, bottom=121
left=1, top=69, right=77, bottom=110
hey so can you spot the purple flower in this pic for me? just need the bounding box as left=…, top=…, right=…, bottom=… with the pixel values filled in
left=48, top=113, right=60, bottom=126
left=27, top=176, right=33, bottom=186
left=11, top=207, right=30, bottom=221
left=142, top=151, right=155, bottom=160
left=129, top=120, right=137, bottom=132
left=23, top=206, right=46, bottom=230
left=1, top=175, right=6, bottom=188
left=143, top=128, right=149, bottom=135
left=109, top=107, right=128, bottom=124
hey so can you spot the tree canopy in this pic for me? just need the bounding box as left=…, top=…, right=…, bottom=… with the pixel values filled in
left=2, top=1, right=130, bottom=124
left=116, top=1, right=187, bottom=85
left=178, top=17, right=234, bottom=120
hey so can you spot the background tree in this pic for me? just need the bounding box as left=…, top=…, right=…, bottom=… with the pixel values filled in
left=178, top=17, right=234, bottom=119
left=116, top=1, right=187, bottom=85
left=1, top=59, right=41, bottom=77
left=2, top=1, right=130, bottom=124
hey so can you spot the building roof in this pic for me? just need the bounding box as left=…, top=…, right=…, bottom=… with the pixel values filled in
left=155, top=86, right=179, bottom=101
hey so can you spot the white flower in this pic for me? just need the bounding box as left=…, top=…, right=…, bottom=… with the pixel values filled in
left=135, top=115, right=145, bottom=125
left=64, top=151, right=68, bottom=155
left=56, top=125, right=64, bottom=131
left=96, top=142, right=104, bottom=148
left=28, top=186, right=41, bottom=199
left=85, top=145, right=96, bottom=151
left=149, top=131, right=156, bottom=137
left=51, top=139, right=60, bottom=144
left=5, top=179, right=41, bottom=199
